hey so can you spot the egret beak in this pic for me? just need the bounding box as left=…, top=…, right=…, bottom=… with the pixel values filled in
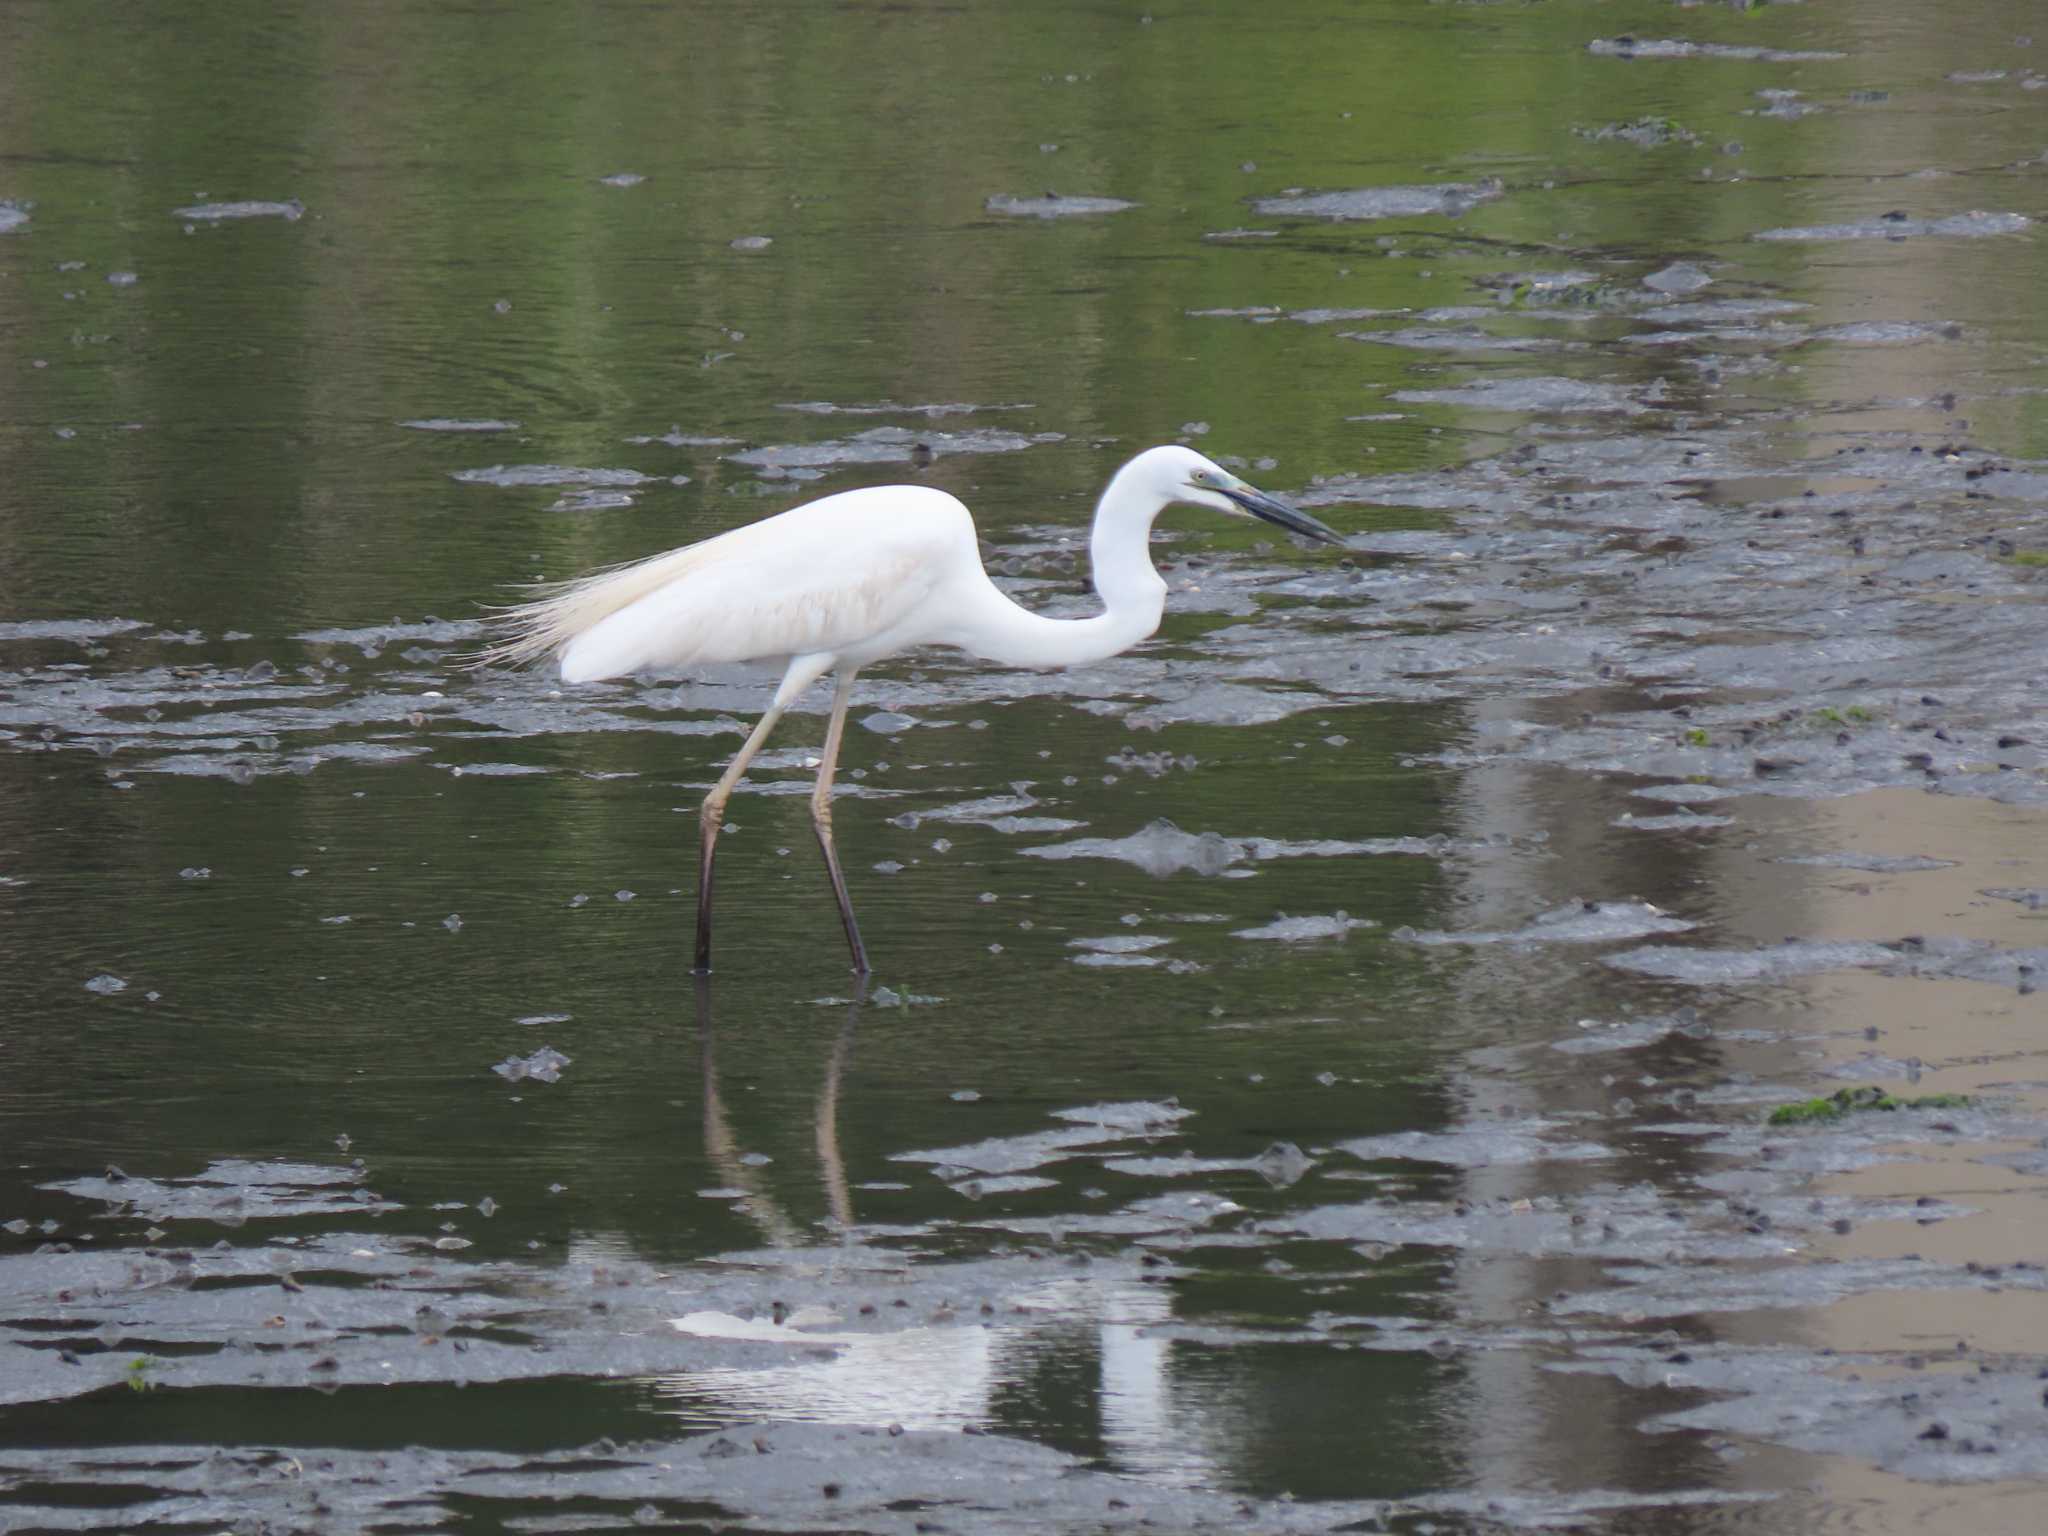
left=1220, top=483, right=1346, bottom=546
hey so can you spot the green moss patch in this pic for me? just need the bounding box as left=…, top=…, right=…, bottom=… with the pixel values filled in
left=1767, top=1086, right=1973, bottom=1125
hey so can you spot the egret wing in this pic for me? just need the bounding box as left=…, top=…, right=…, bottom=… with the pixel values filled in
left=559, top=522, right=955, bottom=681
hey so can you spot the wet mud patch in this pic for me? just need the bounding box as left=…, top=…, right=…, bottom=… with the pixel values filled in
left=891, top=1098, right=1193, bottom=1182
left=0, top=1205, right=1193, bottom=1412
left=1231, top=912, right=1375, bottom=943
left=1548, top=1011, right=1707, bottom=1055
left=1754, top=211, right=2030, bottom=242
left=1558, top=1343, right=2048, bottom=1482
left=1348, top=326, right=1584, bottom=355
left=1253, top=1184, right=1964, bottom=1265
left=1390, top=377, right=1657, bottom=414
left=0, top=1420, right=1404, bottom=1535
left=1586, top=37, right=1847, bottom=63
left=398, top=417, right=521, bottom=433
left=1774, top=851, right=1957, bottom=873
left=727, top=426, right=1064, bottom=477
left=41, top=1159, right=399, bottom=1226
left=0, top=617, right=149, bottom=644
left=1678, top=1099, right=2048, bottom=1183
left=451, top=463, right=669, bottom=492
left=1022, top=817, right=1458, bottom=877
left=1335, top=1121, right=1612, bottom=1169
left=777, top=399, right=1034, bottom=418
left=1251, top=180, right=1504, bottom=221
left=622, top=425, right=742, bottom=446
left=1982, top=886, right=2048, bottom=910
left=1551, top=1258, right=2048, bottom=1321
left=171, top=199, right=304, bottom=222
left=1609, top=937, right=2048, bottom=990
left=983, top=193, right=1136, bottom=219
left=1394, top=898, right=1693, bottom=948
left=1277, top=429, right=2048, bottom=812
left=1576, top=117, right=1702, bottom=149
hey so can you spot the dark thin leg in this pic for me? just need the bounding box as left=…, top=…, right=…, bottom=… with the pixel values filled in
left=695, top=703, right=786, bottom=974
left=810, top=672, right=869, bottom=974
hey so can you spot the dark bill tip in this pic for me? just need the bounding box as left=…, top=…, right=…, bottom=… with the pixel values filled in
left=1221, top=484, right=1346, bottom=547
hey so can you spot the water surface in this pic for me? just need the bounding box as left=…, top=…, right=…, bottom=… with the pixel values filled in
left=4, top=2, right=2047, bottom=1531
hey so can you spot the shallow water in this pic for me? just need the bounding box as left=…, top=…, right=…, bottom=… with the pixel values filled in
left=4, top=1, right=2048, bottom=1531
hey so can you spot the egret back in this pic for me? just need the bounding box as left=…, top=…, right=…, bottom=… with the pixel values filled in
left=480, top=486, right=976, bottom=682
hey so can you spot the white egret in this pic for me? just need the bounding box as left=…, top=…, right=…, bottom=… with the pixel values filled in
left=480, top=444, right=1343, bottom=973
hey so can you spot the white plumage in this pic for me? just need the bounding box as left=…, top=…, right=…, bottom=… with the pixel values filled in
left=480, top=444, right=1343, bottom=974
left=481, top=486, right=972, bottom=682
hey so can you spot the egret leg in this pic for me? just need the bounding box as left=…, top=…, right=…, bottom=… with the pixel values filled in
left=811, top=672, right=869, bottom=974
left=694, top=702, right=788, bottom=974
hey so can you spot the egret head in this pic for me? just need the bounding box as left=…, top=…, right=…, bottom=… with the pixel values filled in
left=1137, top=445, right=1345, bottom=546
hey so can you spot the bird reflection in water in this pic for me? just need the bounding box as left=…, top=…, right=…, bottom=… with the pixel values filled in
left=692, top=972, right=858, bottom=1245
left=662, top=980, right=1203, bottom=1479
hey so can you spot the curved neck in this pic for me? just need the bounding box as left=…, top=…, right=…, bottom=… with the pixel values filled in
left=1090, top=465, right=1170, bottom=618
left=954, top=475, right=1169, bottom=668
